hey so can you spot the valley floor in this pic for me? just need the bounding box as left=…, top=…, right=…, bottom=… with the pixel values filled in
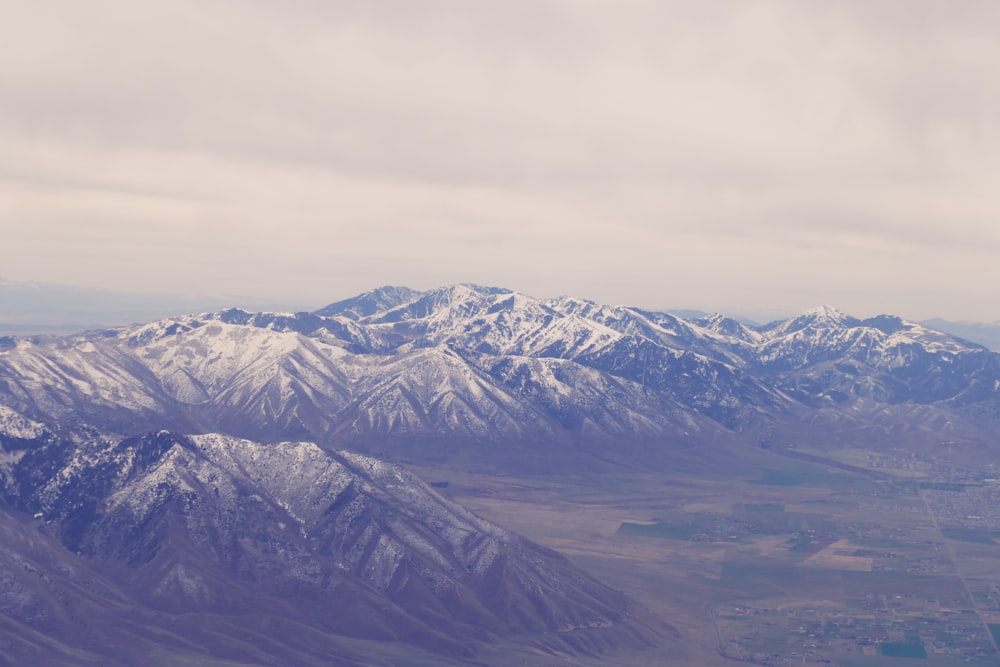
left=414, top=445, right=1000, bottom=667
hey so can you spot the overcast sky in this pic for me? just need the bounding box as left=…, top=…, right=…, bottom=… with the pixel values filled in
left=2, top=1, right=999, bottom=321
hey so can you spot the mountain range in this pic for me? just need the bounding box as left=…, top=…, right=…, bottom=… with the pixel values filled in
left=2, top=284, right=998, bottom=463
left=2, top=283, right=1000, bottom=664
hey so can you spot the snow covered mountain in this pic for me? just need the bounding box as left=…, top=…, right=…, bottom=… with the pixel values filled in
left=2, top=284, right=999, bottom=662
left=1, top=284, right=998, bottom=460
left=0, top=425, right=661, bottom=664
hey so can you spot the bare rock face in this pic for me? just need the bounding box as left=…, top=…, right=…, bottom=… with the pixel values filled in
left=1, top=428, right=663, bottom=664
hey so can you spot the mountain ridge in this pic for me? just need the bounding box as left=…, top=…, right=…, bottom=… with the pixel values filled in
left=1, top=284, right=998, bottom=464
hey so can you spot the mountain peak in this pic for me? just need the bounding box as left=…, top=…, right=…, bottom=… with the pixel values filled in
left=694, top=313, right=763, bottom=343
left=370, top=284, right=515, bottom=325
left=428, top=283, right=512, bottom=301
left=800, top=305, right=850, bottom=321
left=767, top=305, right=861, bottom=337
left=314, top=285, right=420, bottom=319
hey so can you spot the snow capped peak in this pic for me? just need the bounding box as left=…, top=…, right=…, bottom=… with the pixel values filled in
left=766, top=305, right=861, bottom=337
left=544, top=295, right=609, bottom=320
left=427, top=283, right=512, bottom=304
left=699, top=312, right=745, bottom=330
left=694, top=313, right=763, bottom=344
left=123, top=313, right=211, bottom=345
left=314, top=285, right=421, bottom=319
left=856, top=315, right=980, bottom=353
left=218, top=307, right=254, bottom=325
left=801, top=305, right=850, bottom=321
left=371, top=284, right=516, bottom=325
left=886, top=320, right=986, bottom=354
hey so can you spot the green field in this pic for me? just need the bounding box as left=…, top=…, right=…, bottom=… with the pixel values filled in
left=880, top=642, right=928, bottom=658
left=940, top=526, right=1000, bottom=544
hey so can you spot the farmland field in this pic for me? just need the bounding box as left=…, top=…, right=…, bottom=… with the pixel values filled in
left=414, top=443, right=1000, bottom=666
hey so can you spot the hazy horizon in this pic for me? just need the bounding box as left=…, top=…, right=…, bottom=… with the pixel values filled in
left=3, top=2, right=1000, bottom=320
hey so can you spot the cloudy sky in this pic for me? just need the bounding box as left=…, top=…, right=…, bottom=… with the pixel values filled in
left=2, top=1, right=999, bottom=321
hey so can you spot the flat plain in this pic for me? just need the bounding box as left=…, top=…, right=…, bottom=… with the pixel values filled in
left=413, top=442, right=1000, bottom=666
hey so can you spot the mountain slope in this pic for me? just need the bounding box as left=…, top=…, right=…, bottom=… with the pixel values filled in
left=1, top=428, right=662, bottom=660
